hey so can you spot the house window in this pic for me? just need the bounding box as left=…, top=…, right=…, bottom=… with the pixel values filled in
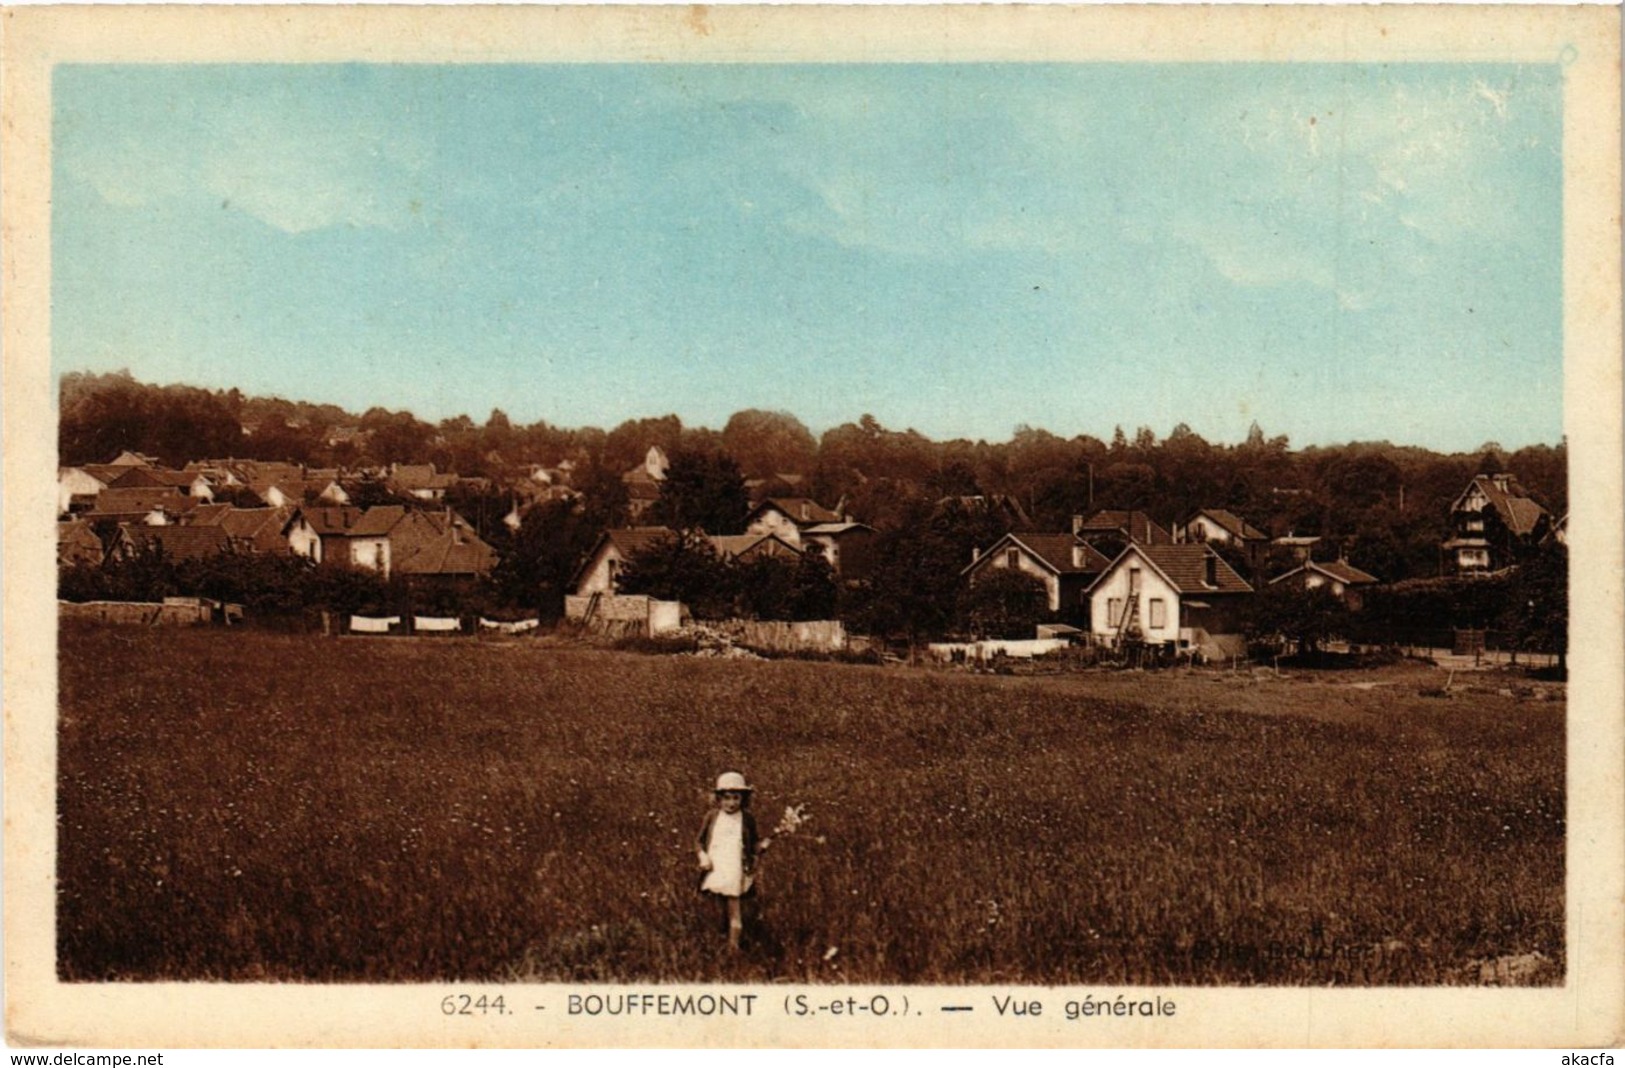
left=1108, top=597, right=1124, bottom=626
left=1129, top=566, right=1141, bottom=594
left=1006, top=549, right=1020, bottom=569
left=607, top=558, right=619, bottom=586
left=1466, top=517, right=1484, bottom=532
left=1149, top=598, right=1166, bottom=629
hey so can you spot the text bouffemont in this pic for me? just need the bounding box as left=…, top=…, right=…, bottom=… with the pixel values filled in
left=568, top=992, right=758, bottom=1016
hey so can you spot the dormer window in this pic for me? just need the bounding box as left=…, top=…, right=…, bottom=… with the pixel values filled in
left=1006, top=549, right=1020, bottom=569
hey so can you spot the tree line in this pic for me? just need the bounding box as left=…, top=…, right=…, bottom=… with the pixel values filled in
left=61, top=370, right=1567, bottom=590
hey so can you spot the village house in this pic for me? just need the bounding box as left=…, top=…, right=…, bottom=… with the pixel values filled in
left=57, top=518, right=105, bottom=568
left=800, top=521, right=877, bottom=581
left=388, top=463, right=459, bottom=502
left=963, top=532, right=1112, bottom=622
left=390, top=510, right=498, bottom=587
left=229, top=460, right=303, bottom=488
left=1087, top=543, right=1253, bottom=655
left=189, top=505, right=307, bottom=556
left=1178, top=507, right=1271, bottom=575
left=281, top=510, right=323, bottom=560
left=1441, top=472, right=1551, bottom=574
left=103, top=465, right=217, bottom=503
left=743, top=497, right=844, bottom=548
left=1272, top=534, right=1321, bottom=563
left=1072, top=509, right=1174, bottom=552
left=109, top=450, right=161, bottom=467
left=572, top=526, right=808, bottom=598
left=1269, top=558, right=1381, bottom=610
left=301, top=505, right=406, bottom=575
left=502, top=483, right=583, bottom=532
left=621, top=446, right=670, bottom=521
left=83, top=486, right=199, bottom=527
left=57, top=463, right=129, bottom=514
left=572, top=526, right=680, bottom=597
left=111, top=523, right=232, bottom=564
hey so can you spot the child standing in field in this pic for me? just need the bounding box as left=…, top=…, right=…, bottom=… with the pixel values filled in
left=696, top=771, right=767, bottom=951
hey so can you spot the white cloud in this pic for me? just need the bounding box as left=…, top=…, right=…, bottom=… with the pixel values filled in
left=1172, top=218, right=1336, bottom=292
left=66, top=95, right=428, bottom=236
left=199, top=115, right=426, bottom=235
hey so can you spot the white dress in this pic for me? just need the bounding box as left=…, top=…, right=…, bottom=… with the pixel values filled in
left=700, top=811, right=752, bottom=896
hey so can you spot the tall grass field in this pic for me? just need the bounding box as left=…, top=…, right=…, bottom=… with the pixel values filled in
left=57, top=624, right=1563, bottom=984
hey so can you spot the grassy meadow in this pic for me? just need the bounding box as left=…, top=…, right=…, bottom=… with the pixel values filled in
left=57, top=624, right=1564, bottom=984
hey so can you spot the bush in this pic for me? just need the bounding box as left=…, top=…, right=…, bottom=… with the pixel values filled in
left=958, top=568, right=1048, bottom=640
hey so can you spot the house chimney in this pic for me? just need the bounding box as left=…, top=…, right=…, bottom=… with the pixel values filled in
left=971, top=546, right=981, bottom=564
left=1071, top=514, right=1084, bottom=536
left=1072, top=544, right=1086, bottom=569
left=1492, top=472, right=1513, bottom=492
left=1205, top=553, right=1218, bottom=587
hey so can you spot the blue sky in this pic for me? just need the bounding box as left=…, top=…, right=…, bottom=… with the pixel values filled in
left=52, top=62, right=1563, bottom=450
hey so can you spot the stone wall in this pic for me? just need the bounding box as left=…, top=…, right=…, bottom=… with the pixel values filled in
left=563, top=594, right=683, bottom=637
left=59, top=600, right=213, bottom=626
left=714, top=619, right=847, bottom=653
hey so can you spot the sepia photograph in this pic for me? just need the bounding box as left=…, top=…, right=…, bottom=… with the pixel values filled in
left=4, top=3, right=1621, bottom=1050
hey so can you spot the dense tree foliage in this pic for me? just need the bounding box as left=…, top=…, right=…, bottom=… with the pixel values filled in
left=1242, top=583, right=1353, bottom=657
left=613, top=533, right=839, bottom=622
left=648, top=448, right=751, bottom=536
left=1501, top=540, right=1568, bottom=668
left=958, top=568, right=1048, bottom=640
left=57, top=547, right=490, bottom=620
left=489, top=498, right=601, bottom=620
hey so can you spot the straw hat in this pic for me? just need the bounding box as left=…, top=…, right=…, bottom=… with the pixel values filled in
left=714, top=771, right=753, bottom=794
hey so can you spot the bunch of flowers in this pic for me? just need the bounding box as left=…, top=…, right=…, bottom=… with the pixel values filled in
left=763, top=803, right=811, bottom=851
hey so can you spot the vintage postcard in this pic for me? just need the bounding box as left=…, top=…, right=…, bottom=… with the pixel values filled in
left=3, top=3, right=1621, bottom=1051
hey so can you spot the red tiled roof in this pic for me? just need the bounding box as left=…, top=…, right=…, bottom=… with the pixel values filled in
left=301, top=506, right=368, bottom=535
left=77, top=464, right=127, bottom=485
left=1312, top=559, right=1379, bottom=585
left=1502, top=497, right=1548, bottom=537
left=709, top=533, right=802, bottom=560
left=802, top=521, right=875, bottom=536
left=188, top=504, right=234, bottom=526
left=1457, top=474, right=1549, bottom=537
left=90, top=487, right=193, bottom=516
left=964, top=533, right=1111, bottom=577
left=1075, top=510, right=1173, bottom=545
left=218, top=507, right=284, bottom=540
left=606, top=526, right=679, bottom=557
left=389, top=510, right=495, bottom=576
left=107, top=466, right=197, bottom=489
left=1013, top=534, right=1112, bottom=574
left=1193, top=508, right=1268, bottom=542
left=752, top=498, right=842, bottom=526
left=350, top=506, right=408, bottom=537
left=58, top=520, right=106, bottom=566
left=1123, top=544, right=1252, bottom=594
left=119, top=524, right=231, bottom=562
